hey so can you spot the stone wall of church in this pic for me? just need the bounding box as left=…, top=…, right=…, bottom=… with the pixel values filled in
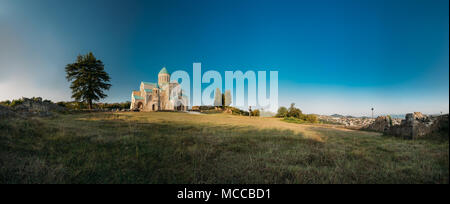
left=131, top=68, right=188, bottom=112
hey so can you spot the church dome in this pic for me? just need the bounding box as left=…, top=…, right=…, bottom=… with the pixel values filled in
left=159, top=67, right=169, bottom=75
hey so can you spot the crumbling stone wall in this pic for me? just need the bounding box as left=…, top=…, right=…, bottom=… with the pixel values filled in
left=0, top=105, right=17, bottom=119
left=13, top=97, right=65, bottom=114
left=2, top=97, right=67, bottom=117
left=367, top=112, right=449, bottom=139
left=366, top=116, right=395, bottom=132
left=432, top=114, right=449, bottom=139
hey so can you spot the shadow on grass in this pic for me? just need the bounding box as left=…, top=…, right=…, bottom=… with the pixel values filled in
left=1, top=114, right=320, bottom=184
left=1, top=113, right=448, bottom=184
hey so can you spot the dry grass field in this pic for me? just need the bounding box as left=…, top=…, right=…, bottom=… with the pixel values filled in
left=1, top=112, right=448, bottom=183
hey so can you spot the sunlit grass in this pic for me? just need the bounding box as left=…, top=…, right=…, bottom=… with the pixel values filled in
left=0, top=112, right=448, bottom=183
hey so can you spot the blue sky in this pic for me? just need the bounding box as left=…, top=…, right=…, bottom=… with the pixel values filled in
left=0, top=0, right=448, bottom=116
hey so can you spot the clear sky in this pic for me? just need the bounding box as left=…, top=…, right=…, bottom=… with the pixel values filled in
left=0, top=0, right=448, bottom=116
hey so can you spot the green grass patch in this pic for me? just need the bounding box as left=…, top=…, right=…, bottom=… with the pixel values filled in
left=282, top=117, right=314, bottom=124
left=0, top=112, right=448, bottom=184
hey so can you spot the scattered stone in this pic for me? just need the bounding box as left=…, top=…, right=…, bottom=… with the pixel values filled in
left=0, top=105, right=17, bottom=119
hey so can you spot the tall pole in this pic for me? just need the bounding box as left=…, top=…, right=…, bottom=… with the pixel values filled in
left=371, top=108, right=374, bottom=119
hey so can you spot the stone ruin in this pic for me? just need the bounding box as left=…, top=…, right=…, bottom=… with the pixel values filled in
left=366, top=112, right=449, bottom=139
left=0, top=97, right=66, bottom=118
left=365, top=116, right=396, bottom=132
left=14, top=97, right=65, bottom=113
left=0, top=104, right=17, bottom=119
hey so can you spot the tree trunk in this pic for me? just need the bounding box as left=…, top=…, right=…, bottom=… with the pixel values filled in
left=88, top=99, right=93, bottom=110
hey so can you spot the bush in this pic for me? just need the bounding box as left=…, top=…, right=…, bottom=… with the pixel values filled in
left=287, top=103, right=302, bottom=118
left=30, top=97, right=42, bottom=102
left=10, top=99, right=24, bottom=107
left=56, top=101, right=88, bottom=110
left=0, top=100, right=11, bottom=106
left=276, top=107, right=288, bottom=117
left=278, top=103, right=319, bottom=124
left=387, top=115, right=393, bottom=126
left=56, top=102, right=66, bottom=108
left=97, top=102, right=131, bottom=110
left=230, top=107, right=249, bottom=116
left=305, top=114, right=318, bottom=123
left=54, top=101, right=131, bottom=110
left=251, top=109, right=260, bottom=117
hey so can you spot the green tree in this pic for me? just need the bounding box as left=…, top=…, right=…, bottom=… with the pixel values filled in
left=287, top=103, right=302, bottom=118
left=65, top=52, right=111, bottom=109
left=276, top=106, right=288, bottom=117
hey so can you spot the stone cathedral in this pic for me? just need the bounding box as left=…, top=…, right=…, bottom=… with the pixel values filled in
left=130, top=67, right=188, bottom=111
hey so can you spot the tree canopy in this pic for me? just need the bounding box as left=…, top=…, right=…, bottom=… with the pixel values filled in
left=276, top=106, right=288, bottom=117
left=287, top=103, right=302, bottom=118
left=65, top=52, right=111, bottom=109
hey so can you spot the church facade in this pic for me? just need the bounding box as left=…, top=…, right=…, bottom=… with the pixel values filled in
left=130, top=67, right=188, bottom=111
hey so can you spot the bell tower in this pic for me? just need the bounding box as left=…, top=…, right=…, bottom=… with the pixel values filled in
left=158, top=67, right=170, bottom=87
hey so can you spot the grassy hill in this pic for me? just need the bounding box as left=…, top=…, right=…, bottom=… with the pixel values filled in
left=1, top=112, right=448, bottom=183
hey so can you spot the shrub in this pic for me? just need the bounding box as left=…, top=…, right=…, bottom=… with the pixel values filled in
left=305, top=114, right=318, bottom=123
left=10, top=99, right=24, bottom=107
left=276, top=106, right=288, bottom=117
left=56, top=101, right=87, bottom=110
left=0, top=100, right=11, bottom=106
left=97, top=102, right=131, bottom=110
left=278, top=103, right=320, bottom=124
left=54, top=101, right=131, bottom=110
left=287, top=103, right=302, bottom=118
left=230, top=107, right=249, bottom=116
left=387, top=115, right=393, bottom=126
left=30, top=97, right=42, bottom=102
left=56, top=102, right=66, bottom=108
left=251, top=109, right=260, bottom=117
